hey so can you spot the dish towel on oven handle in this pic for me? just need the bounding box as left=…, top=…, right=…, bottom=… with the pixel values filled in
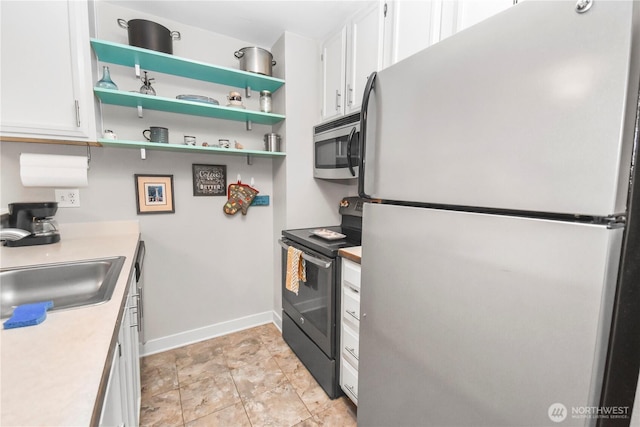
left=286, top=246, right=306, bottom=295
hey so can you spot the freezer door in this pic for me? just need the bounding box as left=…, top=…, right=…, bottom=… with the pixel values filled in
left=358, top=203, right=623, bottom=426
left=361, top=1, right=639, bottom=217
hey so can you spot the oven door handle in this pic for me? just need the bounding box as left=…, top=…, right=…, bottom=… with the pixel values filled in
left=278, top=240, right=332, bottom=269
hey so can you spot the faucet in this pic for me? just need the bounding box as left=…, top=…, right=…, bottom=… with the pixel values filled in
left=0, top=228, right=31, bottom=242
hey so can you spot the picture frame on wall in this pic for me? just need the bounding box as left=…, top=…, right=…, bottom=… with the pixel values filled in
left=192, top=164, right=227, bottom=196
left=134, top=174, right=175, bottom=214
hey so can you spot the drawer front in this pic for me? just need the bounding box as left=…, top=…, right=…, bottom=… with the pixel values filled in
left=342, top=325, right=360, bottom=368
left=343, top=289, right=361, bottom=329
left=342, top=259, right=361, bottom=290
left=341, top=358, right=359, bottom=405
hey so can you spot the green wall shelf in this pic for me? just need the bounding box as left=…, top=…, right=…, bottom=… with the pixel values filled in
left=98, top=139, right=286, bottom=159
left=90, top=39, right=285, bottom=93
left=94, top=88, right=285, bottom=125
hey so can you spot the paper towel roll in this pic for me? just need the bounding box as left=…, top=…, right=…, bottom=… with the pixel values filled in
left=20, top=153, right=88, bottom=187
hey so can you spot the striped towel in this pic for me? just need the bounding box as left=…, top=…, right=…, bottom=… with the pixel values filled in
left=285, top=246, right=306, bottom=295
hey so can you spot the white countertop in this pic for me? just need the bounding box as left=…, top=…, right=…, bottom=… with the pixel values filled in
left=0, top=221, right=140, bottom=427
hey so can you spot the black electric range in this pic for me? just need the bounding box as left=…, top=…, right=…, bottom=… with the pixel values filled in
left=279, top=196, right=364, bottom=399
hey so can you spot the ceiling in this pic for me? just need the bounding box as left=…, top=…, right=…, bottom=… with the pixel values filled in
left=107, top=0, right=375, bottom=47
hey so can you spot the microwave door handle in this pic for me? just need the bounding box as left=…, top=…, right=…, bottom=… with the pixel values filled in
left=347, top=127, right=357, bottom=177
left=278, top=240, right=332, bottom=269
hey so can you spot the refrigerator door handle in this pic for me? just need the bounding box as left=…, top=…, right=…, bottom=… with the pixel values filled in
left=347, top=127, right=358, bottom=177
left=358, top=71, right=377, bottom=200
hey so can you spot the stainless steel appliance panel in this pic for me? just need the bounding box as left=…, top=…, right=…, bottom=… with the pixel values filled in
left=362, top=1, right=638, bottom=217
left=358, top=203, right=622, bottom=426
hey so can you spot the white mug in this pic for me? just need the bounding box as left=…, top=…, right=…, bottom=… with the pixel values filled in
left=184, top=135, right=196, bottom=146
left=219, top=139, right=230, bottom=148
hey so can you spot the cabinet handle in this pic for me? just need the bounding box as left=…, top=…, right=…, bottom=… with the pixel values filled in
left=346, top=309, right=360, bottom=321
left=345, top=383, right=358, bottom=398
left=345, top=346, right=359, bottom=360
left=74, top=100, right=80, bottom=127
left=335, top=90, right=342, bottom=110
left=347, top=83, right=353, bottom=106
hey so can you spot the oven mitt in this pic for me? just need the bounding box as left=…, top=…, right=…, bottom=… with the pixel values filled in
left=224, top=182, right=259, bottom=216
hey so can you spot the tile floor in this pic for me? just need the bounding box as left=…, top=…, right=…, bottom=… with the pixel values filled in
left=140, top=323, right=357, bottom=426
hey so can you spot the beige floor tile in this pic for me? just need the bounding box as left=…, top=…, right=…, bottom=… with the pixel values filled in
left=180, top=371, right=241, bottom=423
left=243, top=382, right=311, bottom=427
left=223, top=336, right=272, bottom=369
left=287, top=367, right=333, bottom=415
left=272, top=345, right=302, bottom=374
left=139, top=388, right=184, bottom=427
left=313, top=397, right=357, bottom=427
left=231, top=356, right=288, bottom=400
left=141, top=360, right=179, bottom=401
left=175, top=338, right=229, bottom=386
left=257, top=323, right=292, bottom=355
left=293, top=417, right=321, bottom=427
left=184, top=402, right=251, bottom=427
left=139, top=324, right=358, bottom=427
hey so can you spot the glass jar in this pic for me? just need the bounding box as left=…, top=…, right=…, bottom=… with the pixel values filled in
left=96, top=66, right=118, bottom=90
left=259, top=90, right=272, bottom=113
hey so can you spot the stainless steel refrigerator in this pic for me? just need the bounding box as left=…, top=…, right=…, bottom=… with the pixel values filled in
left=357, top=1, right=640, bottom=426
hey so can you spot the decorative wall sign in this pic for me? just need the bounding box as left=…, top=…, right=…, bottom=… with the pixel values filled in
left=134, top=174, right=175, bottom=214
left=192, top=164, right=227, bottom=196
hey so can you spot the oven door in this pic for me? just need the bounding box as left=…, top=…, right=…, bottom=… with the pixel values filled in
left=314, top=126, right=360, bottom=180
left=280, top=238, right=336, bottom=357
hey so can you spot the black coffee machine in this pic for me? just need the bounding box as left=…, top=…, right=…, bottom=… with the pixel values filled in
left=5, top=202, right=61, bottom=247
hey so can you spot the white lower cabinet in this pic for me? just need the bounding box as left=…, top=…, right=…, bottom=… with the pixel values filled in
left=340, top=258, right=361, bottom=405
left=100, top=275, right=141, bottom=427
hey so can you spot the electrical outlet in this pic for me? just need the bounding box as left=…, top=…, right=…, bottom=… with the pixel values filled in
left=55, top=189, right=80, bottom=208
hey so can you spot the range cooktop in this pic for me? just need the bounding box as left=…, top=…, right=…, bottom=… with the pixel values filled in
left=282, top=225, right=361, bottom=258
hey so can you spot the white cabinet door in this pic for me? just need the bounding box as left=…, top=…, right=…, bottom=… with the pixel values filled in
left=99, top=349, right=125, bottom=427
left=321, top=27, right=347, bottom=121
left=440, top=0, right=514, bottom=41
left=345, top=3, right=383, bottom=114
left=0, top=0, right=95, bottom=141
left=122, top=275, right=141, bottom=427
left=386, top=0, right=443, bottom=66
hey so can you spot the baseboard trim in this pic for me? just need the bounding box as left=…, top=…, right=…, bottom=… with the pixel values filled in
left=142, top=310, right=282, bottom=356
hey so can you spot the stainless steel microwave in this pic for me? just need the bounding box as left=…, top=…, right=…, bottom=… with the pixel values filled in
left=313, top=112, right=360, bottom=180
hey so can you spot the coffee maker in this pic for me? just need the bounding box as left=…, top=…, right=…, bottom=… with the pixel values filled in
left=5, top=202, right=61, bottom=247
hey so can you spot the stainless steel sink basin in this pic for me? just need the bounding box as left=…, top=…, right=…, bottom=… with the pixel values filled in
left=0, top=256, right=126, bottom=318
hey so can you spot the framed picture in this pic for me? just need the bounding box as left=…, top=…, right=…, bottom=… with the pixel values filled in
left=134, top=174, right=175, bottom=214
left=192, top=164, right=227, bottom=196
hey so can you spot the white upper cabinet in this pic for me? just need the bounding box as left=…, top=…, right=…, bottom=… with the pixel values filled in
left=345, top=4, right=384, bottom=114
left=385, top=0, right=515, bottom=67
left=385, top=1, right=443, bottom=66
left=321, top=2, right=385, bottom=121
left=440, top=0, right=514, bottom=41
left=321, top=27, right=348, bottom=121
left=0, top=0, right=95, bottom=141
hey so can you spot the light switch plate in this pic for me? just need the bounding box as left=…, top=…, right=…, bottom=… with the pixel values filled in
left=55, top=189, right=80, bottom=208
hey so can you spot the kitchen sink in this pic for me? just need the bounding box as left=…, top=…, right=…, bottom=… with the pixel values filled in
left=0, top=256, right=126, bottom=319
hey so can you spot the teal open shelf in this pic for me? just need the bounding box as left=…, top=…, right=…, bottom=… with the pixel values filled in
left=94, top=88, right=285, bottom=125
left=90, top=39, right=285, bottom=93
left=98, top=139, right=286, bottom=158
